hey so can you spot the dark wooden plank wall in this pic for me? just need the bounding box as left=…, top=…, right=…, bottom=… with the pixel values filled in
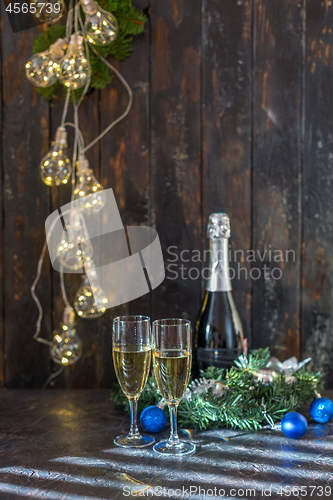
left=1, top=6, right=52, bottom=388
left=303, top=0, right=333, bottom=386
left=0, top=0, right=4, bottom=389
left=252, top=0, right=303, bottom=359
left=0, top=0, right=333, bottom=389
left=100, top=0, right=150, bottom=386
left=150, top=0, right=202, bottom=323
left=202, top=0, right=252, bottom=344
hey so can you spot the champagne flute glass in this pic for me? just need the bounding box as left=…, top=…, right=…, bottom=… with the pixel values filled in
left=152, top=318, right=196, bottom=455
left=112, top=315, right=155, bottom=448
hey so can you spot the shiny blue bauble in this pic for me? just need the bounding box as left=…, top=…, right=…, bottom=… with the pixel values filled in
left=309, top=398, right=333, bottom=424
left=281, top=412, right=308, bottom=439
left=140, top=406, right=167, bottom=433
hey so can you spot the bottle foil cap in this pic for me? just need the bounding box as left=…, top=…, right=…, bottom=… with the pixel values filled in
left=207, top=213, right=230, bottom=239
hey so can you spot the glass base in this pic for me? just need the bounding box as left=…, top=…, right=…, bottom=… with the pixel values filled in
left=153, top=440, right=196, bottom=456
left=114, top=434, right=155, bottom=448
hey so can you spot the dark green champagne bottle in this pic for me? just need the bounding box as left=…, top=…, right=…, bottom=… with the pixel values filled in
left=194, top=213, right=244, bottom=375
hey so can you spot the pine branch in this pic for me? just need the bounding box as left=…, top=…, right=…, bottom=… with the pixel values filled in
left=106, top=32, right=133, bottom=60
left=30, top=0, right=148, bottom=100
left=37, top=80, right=61, bottom=100
left=89, top=50, right=113, bottom=88
left=110, top=348, right=322, bottom=431
left=33, top=25, right=66, bottom=54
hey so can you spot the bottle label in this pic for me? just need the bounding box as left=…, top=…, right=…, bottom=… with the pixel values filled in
left=207, top=239, right=232, bottom=292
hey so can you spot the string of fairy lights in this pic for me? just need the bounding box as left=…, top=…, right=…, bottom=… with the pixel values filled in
left=28, top=0, right=133, bottom=386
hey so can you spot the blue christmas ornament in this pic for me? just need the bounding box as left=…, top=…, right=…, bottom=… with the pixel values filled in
left=309, top=397, right=333, bottom=424
left=140, top=406, right=167, bottom=433
left=281, top=412, right=308, bottom=439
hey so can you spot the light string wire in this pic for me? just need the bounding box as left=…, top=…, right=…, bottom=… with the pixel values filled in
left=62, top=122, right=84, bottom=151
left=42, top=366, right=65, bottom=390
left=74, top=0, right=79, bottom=32
left=31, top=240, right=52, bottom=347
left=60, top=264, right=71, bottom=309
left=31, top=0, right=74, bottom=350
left=61, top=90, right=70, bottom=126
left=32, top=206, right=93, bottom=388
left=52, top=0, right=73, bottom=315
left=31, top=206, right=85, bottom=349
left=58, top=0, right=73, bottom=128
left=77, top=6, right=133, bottom=153
left=66, top=0, right=73, bottom=39
left=83, top=51, right=133, bottom=153
left=31, top=1, right=133, bottom=387
left=59, top=2, right=92, bottom=309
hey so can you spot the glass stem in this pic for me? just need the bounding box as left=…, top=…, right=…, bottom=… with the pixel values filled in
left=128, top=397, right=141, bottom=439
left=167, top=403, right=181, bottom=447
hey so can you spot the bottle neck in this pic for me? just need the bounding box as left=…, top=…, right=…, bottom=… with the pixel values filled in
left=207, top=237, right=232, bottom=292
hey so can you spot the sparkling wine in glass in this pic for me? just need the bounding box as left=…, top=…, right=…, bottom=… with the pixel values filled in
left=112, top=315, right=155, bottom=448
left=152, top=318, right=195, bottom=455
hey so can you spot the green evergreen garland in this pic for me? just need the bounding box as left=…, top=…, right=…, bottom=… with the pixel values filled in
left=110, top=348, right=322, bottom=431
left=32, top=0, right=147, bottom=100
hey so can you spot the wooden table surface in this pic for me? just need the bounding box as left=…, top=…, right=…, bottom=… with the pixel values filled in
left=0, top=390, right=332, bottom=500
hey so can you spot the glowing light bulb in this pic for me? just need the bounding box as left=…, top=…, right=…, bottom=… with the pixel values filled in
left=30, top=0, right=65, bottom=24
left=74, top=263, right=108, bottom=319
left=56, top=210, right=94, bottom=271
left=25, top=38, right=66, bottom=88
left=50, top=307, right=82, bottom=366
left=81, top=0, right=118, bottom=46
left=59, top=34, right=89, bottom=90
left=40, top=126, right=71, bottom=186
left=73, top=155, right=106, bottom=213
